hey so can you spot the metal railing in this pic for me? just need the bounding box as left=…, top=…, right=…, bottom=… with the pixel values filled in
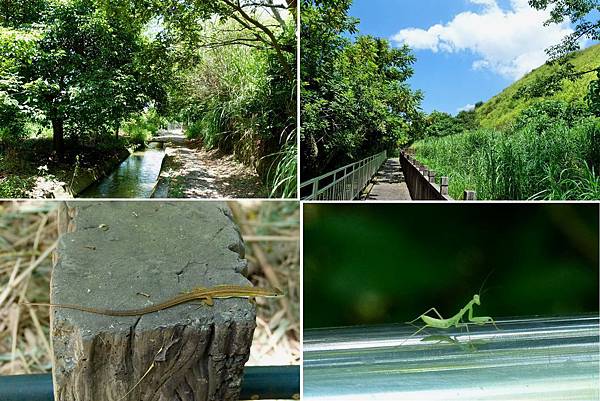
left=304, top=315, right=599, bottom=400
left=300, top=151, right=387, bottom=200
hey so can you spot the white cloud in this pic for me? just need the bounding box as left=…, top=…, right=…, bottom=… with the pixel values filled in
left=458, top=103, right=476, bottom=112
left=391, top=0, right=573, bottom=80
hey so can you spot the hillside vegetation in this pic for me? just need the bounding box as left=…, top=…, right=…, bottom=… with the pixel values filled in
left=476, top=43, right=600, bottom=129
left=412, top=42, right=600, bottom=200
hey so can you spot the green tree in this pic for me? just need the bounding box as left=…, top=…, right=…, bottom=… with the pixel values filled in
left=0, top=28, right=37, bottom=143
left=456, top=109, right=479, bottom=131
left=301, top=0, right=422, bottom=179
left=0, top=0, right=48, bottom=27
left=519, top=0, right=599, bottom=113
left=588, top=70, right=600, bottom=115
left=138, top=0, right=296, bottom=81
left=10, top=0, right=168, bottom=153
left=424, top=111, right=461, bottom=138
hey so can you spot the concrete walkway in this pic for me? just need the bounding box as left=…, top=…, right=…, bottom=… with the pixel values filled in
left=364, top=158, right=411, bottom=201
left=149, top=128, right=187, bottom=144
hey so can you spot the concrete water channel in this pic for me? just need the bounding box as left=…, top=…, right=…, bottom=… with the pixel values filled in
left=78, top=129, right=185, bottom=198
left=78, top=147, right=165, bottom=198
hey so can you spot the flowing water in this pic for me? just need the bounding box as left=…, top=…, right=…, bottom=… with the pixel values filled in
left=79, top=148, right=165, bottom=198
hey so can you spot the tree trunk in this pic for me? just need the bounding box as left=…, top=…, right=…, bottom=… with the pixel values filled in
left=52, top=118, right=65, bottom=155
left=115, top=122, right=120, bottom=139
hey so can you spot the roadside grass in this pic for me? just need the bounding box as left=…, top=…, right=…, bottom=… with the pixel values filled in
left=412, top=117, right=600, bottom=200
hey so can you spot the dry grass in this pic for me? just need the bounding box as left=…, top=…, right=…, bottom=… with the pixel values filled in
left=0, top=200, right=299, bottom=376
left=229, top=201, right=300, bottom=366
left=0, top=201, right=58, bottom=375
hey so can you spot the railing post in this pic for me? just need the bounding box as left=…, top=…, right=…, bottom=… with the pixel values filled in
left=440, top=177, right=449, bottom=195
left=463, top=190, right=477, bottom=200
left=428, top=171, right=436, bottom=183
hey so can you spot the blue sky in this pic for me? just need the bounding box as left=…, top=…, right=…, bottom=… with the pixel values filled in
left=348, top=0, right=578, bottom=114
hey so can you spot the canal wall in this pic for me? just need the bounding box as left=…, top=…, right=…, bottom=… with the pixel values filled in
left=68, top=147, right=131, bottom=196
left=150, top=148, right=172, bottom=198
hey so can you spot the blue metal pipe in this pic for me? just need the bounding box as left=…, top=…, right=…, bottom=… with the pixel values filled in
left=0, top=365, right=299, bottom=401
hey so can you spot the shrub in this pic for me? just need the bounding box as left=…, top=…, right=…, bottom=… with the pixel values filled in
left=122, top=108, right=165, bottom=147
left=512, top=99, right=591, bottom=133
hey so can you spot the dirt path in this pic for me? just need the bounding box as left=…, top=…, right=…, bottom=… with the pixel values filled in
left=153, top=137, right=267, bottom=198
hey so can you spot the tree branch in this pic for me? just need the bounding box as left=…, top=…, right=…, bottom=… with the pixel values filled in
left=220, top=0, right=294, bottom=80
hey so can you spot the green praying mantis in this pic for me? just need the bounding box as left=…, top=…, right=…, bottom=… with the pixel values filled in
left=407, top=293, right=497, bottom=338
left=405, top=273, right=499, bottom=346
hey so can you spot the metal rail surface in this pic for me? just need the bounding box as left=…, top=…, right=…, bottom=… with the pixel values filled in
left=304, top=315, right=600, bottom=401
left=300, top=151, right=387, bottom=200
left=0, top=365, right=300, bottom=401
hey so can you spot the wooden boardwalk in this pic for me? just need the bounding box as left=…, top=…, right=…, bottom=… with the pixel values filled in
left=364, top=158, right=411, bottom=201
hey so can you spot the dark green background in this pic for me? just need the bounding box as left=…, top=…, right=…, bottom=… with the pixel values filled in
left=303, top=204, right=599, bottom=329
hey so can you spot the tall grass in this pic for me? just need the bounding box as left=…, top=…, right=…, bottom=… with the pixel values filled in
left=265, top=131, right=297, bottom=198
left=412, top=117, right=600, bottom=200
left=181, top=45, right=268, bottom=155
left=176, top=23, right=297, bottom=198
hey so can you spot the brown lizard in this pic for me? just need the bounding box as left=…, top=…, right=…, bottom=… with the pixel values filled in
left=20, top=285, right=283, bottom=316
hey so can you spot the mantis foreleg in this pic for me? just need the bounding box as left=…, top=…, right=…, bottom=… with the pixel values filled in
left=467, top=303, right=497, bottom=328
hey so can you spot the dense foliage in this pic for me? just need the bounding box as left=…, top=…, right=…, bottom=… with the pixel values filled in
left=301, top=0, right=422, bottom=179
left=1, top=0, right=167, bottom=153
left=1, top=0, right=297, bottom=198
left=413, top=101, right=600, bottom=200
left=417, top=109, right=480, bottom=139
left=169, top=16, right=297, bottom=197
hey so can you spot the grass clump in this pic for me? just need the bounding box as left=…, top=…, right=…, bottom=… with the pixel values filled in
left=413, top=114, right=599, bottom=200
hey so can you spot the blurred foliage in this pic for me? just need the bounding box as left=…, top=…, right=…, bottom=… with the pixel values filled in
left=303, top=204, right=599, bottom=329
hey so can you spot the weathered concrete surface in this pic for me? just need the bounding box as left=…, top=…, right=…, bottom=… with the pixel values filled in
left=51, top=201, right=254, bottom=401
left=364, top=158, right=411, bottom=201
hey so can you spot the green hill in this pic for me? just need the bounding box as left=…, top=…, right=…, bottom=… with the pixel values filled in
left=475, top=43, right=600, bottom=128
